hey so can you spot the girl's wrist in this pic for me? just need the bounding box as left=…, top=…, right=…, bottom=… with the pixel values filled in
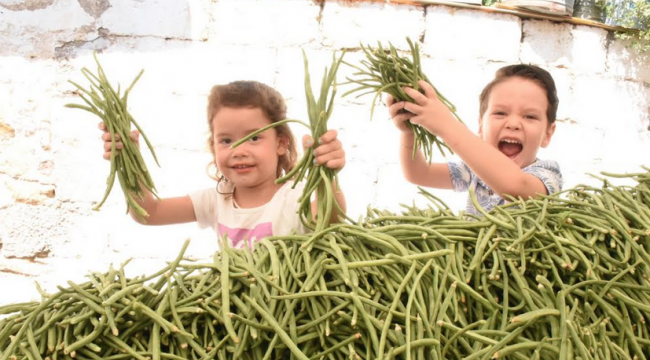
left=400, top=132, right=416, bottom=149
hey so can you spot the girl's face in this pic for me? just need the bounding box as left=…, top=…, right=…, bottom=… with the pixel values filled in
left=479, top=77, right=556, bottom=169
left=212, top=107, right=288, bottom=193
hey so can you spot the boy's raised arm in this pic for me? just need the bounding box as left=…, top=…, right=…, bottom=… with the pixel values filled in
left=400, top=82, right=551, bottom=200
left=388, top=95, right=454, bottom=190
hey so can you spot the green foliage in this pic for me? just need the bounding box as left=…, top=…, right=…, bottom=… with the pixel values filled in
left=606, top=0, right=650, bottom=53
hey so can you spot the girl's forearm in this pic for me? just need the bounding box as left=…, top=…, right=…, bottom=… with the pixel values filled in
left=330, top=180, right=346, bottom=224
left=310, top=179, right=347, bottom=225
left=128, top=184, right=159, bottom=224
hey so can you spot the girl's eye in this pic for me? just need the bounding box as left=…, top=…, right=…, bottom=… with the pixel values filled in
left=249, top=135, right=260, bottom=142
left=219, top=138, right=231, bottom=145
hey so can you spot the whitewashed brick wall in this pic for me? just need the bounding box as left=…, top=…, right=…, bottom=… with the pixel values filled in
left=1, top=0, right=649, bottom=306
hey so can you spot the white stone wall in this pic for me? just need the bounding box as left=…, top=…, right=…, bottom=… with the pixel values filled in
left=1, top=0, right=649, bottom=306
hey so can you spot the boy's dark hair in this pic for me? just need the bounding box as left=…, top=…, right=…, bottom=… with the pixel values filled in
left=206, top=80, right=297, bottom=181
left=479, top=64, right=559, bottom=124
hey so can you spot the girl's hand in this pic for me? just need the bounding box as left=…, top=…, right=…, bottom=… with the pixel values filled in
left=304, top=129, right=345, bottom=170
left=99, top=122, right=140, bottom=160
left=387, top=94, right=412, bottom=132
left=400, top=81, right=455, bottom=137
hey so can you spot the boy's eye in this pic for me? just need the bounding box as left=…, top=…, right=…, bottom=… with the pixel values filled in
left=525, top=114, right=538, bottom=120
left=493, top=111, right=506, bottom=116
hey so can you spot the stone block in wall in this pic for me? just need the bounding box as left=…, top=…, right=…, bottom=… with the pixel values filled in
left=331, top=102, right=398, bottom=165
left=0, top=0, right=95, bottom=58
left=571, top=75, right=648, bottom=132
left=1, top=176, right=56, bottom=205
left=520, top=20, right=573, bottom=68
left=103, top=221, right=217, bottom=260
left=337, top=161, right=378, bottom=220
left=320, top=1, right=424, bottom=49
left=547, top=67, right=573, bottom=122
left=423, top=6, right=521, bottom=63
left=61, top=40, right=278, bottom=99
left=570, top=25, right=607, bottom=74
left=0, top=203, right=78, bottom=259
left=211, top=0, right=320, bottom=47
left=372, top=163, right=468, bottom=214
left=419, top=58, right=504, bottom=126
left=50, top=104, right=108, bottom=203
left=101, top=0, right=211, bottom=40
left=0, top=272, right=41, bottom=306
left=274, top=48, right=344, bottom=111
left=569, top=74, right=617, bottom=128
left=607, top=40, right=650, bottom=83
left=541, top=120, right=606, bottom=187
left=0, top=140, right=42, bottom=179
left=0, top=57, right=54, bottom=147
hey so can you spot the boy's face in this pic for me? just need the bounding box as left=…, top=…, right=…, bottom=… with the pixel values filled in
left=479, top=77, right=556, bottom=169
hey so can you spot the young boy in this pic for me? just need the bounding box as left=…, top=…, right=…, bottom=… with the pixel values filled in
left=388, top=64, right=562, bottom=215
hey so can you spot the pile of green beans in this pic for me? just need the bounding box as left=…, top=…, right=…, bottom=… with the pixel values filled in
left=66, top=52, right=159, bottom=222
left=2, top=167, right=650, bottom=360
left=232, top=51, right=346, bottom=232
left=343, top=38, right=463, bottom=162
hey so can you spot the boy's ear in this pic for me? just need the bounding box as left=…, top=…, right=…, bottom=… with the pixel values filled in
left=541, top=122, right=556, bottom=148
left=477, top=117, right=484, bottom=137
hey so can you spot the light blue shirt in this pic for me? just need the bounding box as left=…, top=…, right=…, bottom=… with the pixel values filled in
left=448, top=159, right=562, bottom=216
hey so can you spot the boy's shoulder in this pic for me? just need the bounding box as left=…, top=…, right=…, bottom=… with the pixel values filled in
left=523, top=158, right=563, bottom=193
left=525, top=158, right=561, bottom=172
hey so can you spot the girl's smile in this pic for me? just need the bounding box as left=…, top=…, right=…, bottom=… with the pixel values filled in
left=212, top=106, right=287, bottom=207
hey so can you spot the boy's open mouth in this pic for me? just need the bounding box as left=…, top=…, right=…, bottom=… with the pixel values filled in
left=498, top=138, right=523, bottom=158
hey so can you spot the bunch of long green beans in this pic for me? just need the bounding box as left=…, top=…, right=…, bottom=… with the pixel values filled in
left=232, top=51, right=346, bottom=233
left=66, top=52, right=159, bottom=222
left=3, top=167, right=650, bottom=360
left=344, top=38, right=463, bottom=162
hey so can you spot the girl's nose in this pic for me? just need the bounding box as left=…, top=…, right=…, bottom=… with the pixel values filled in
left=231, top=142, right=249, bottom=157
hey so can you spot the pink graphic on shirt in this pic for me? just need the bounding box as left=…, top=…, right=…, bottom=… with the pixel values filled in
left=218, top=222, right=273, bottom=249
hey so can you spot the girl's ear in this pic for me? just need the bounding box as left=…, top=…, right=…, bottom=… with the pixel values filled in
left=276, top=133, right=289, bottom=156
left=541, top=122, right=556, bottom=148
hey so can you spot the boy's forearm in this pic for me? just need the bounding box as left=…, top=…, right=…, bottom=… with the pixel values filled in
left=439, top=121, right=546, bottom=199
left=399, top=131, right=428, bottom=183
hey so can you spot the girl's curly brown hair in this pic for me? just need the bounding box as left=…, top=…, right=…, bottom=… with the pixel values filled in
left=206, top=81, right=298, bottom=184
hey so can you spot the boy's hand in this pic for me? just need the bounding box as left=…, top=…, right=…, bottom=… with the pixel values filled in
left=387, top=95, right=413, bottom=132
left=99, top=122, right=140, bottom=160
left=400, top=81, right=455, bottom=137
left=303, top=129, right=345, bottom=170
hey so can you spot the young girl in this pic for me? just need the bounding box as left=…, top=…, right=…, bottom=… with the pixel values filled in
left=100, top=80, right=347, bottom=249
left=388, top=64, right=562, bottom=215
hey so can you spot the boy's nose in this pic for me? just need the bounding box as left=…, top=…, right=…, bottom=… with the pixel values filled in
left=505, top=117, right=521, bottom=130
